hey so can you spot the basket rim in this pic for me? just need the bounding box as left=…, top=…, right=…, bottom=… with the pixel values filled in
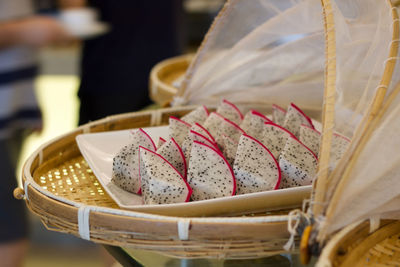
left=317, top=220, right=400, bottom=266
left=21, top=106, right=301, bottom=246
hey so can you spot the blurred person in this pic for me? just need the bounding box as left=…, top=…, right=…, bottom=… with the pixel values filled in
left=76, top=0, right=185, bottom=125
left=0, top=1, right=73, bottom=266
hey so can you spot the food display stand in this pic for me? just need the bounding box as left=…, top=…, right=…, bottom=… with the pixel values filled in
left=13, top=0, right=400, bottom=266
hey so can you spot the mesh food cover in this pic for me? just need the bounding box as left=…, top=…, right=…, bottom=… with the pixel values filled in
left=173, top=0, right=400, bottom=244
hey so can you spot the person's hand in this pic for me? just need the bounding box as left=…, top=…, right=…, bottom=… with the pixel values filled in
left=14, top=16, right=74, bottom=47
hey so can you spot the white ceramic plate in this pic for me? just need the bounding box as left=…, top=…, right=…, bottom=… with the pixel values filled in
left=76, top=126, right=312, bottom=216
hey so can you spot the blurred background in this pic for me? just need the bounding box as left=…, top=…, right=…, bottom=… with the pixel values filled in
left=14, top=0, right=224, bottom=266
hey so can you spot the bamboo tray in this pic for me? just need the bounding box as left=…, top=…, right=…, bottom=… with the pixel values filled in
left=317, top=220, right=400, bottom=266
left=17, top=106, right=308, bottom=259
left=149, top=54, right=193, bottom=107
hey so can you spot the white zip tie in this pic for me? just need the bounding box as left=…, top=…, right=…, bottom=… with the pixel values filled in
left=369, top=216, right=381, bottom=233
left=24, top=181, right=31, bottom=201
left=78, top=206, right=92, bottom=240
left=150, top=111, right=158, bottom=126
left=39, top=150, right=43, bottom=165
left=177, top=219, right=191, bottom=241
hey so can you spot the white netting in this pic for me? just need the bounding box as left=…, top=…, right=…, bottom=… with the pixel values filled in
left=175, top=0, right=399, bottom=241
left=179, top=0, right=325, bottom=111
left=321, top=95, right=400, bottom=235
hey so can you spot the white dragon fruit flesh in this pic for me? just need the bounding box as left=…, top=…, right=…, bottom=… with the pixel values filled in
left=220, top=134, right=238, bottom=166
left=181, top=105, right=209, bottom=125
left=203, top=112, right=226, bottom=138
left=299, top=124, right=321, bottom=157
left=283, top=103, right=315, bottom=138
left=279, top=136, right=318, bottom=188
left=112, top=128, right=156, bottom=194
left=240, top=110, right=271, bottom=140
left=169, top=116, right=191, bottom=145
left=261, top=122, right=296, bottom=159
left=139, top=146, right=192, bottom=204
left=272, top=104, right=287, bottom=126
left=187, top=141, right=236, bottom=201
left=216, top=116, right=246, bottom=146
left=157, top=137, right=166, bottom=149
left=330, top=133, right=350, bottom=167
left=191, top=122, right=216, bottom=144
left=181, top=130, right=219, bottom=164
left=156, top=137, right=187, bottom=180
left=233, top=134, right=281, bottom=194
left=216, top=99, right=244, bottom=124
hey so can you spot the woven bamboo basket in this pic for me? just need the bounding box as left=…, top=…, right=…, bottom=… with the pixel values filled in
left=15, top=0, right=400, bottom=261
left=317, top=220, right=400, bottom=266
left=149, top=54, right=193, bottom=107
left=295, top=0, right=400, bottom=265
left=17, top=106, right=303, bottom=259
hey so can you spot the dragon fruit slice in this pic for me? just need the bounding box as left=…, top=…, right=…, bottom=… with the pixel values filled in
left=157, top=137, right=166, bottom=149
left=261, top=122, right=296, bottom=159
left=156, top=137, right=187, bottom=180
left=191, top=122, right=216, bottom=144
left=216, top=99, right=244, bottom=124
left=139, top=146, right=192, bottom=204
left=169, top=116, right=191, bottom=145
left=331, top=133, right=350, bottom=166
left=279, top=136, right=318, bottom=188
left=181, top=105, right=209, bottom=125
left=233, top=134, right=281, bottom=194
left=299, top=124, right=321, bottom=157
left=181, top=130, right=219, bottom=164
left=240, top=110, right=271, bottom=139
left=272, top=104, right=287, bottom=126
left=220, top=134, right=238, bottom=166
left=112, top=128, right=156, bottom=194
left=203, top=112, right=225, bottom=138
left=217, top=117, right=246, bottom=145
left=187, top=141, right=236, bottom=201
left=283, top=103, right=315, bottom=138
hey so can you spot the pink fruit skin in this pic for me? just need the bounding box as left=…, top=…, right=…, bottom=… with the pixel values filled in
left=264, top=121, right=298, bottom=140
left=190, top=130, right=220, bottom=151
left=288, top=136, right=319, bottom=161
left=333, top=132, right=351, bottom=142
left=193, top=140, right=237, bottom=196
left=222, top=99, right=244, bottom=120
left=170, top=137, right=188, bottom=180
left=242, top=133, right=282, bottom=190
left=290, top=103, right=315, bottom=129
left=170, top=116, right=192, bottom=127
left=223, top=117, right=246, bottom=133
left=272, top=104, right=287, bottom=114
left=251, top=110, right=272, bottom=122
left=139, top=146, right=193, bottom=202
left=138, top=128, right=157, bottom=151
left=301, top=124, right=321, bottom=135
left=202, top=105, right=210, bottom=116
left=194, top=122, right=216, bottom=143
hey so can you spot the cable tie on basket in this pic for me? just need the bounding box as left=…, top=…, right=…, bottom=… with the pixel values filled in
left=39, top=150, right=43, bottom=165
left=177, top=219, right=191, bottom=240
left=78, top=206, right=93, bottom=240
left=171, top=96, right=186, bottom=107
left=150, top=110, right=161, bottom=126
left=24, top=181, right=31, bottom=201
left=369, top=216, right=381, bottom=233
